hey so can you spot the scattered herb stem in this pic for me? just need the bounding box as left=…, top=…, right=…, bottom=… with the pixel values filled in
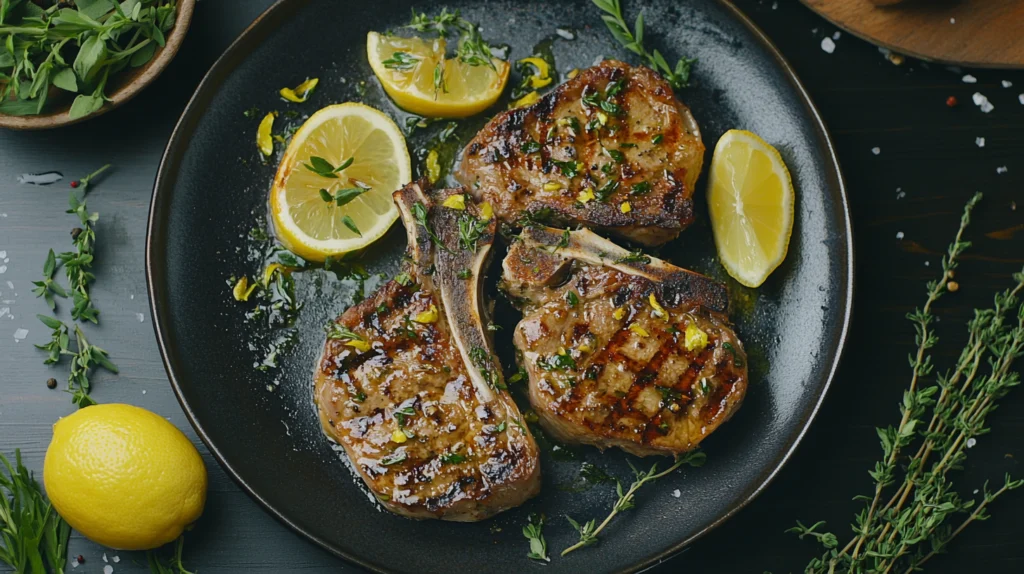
left=562, top=450, right=706, bottom=556
left=0, top=450, right=71, bottom=574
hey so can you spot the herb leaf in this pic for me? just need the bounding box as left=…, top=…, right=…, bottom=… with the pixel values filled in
left=523, top=513, right=551, bottom=562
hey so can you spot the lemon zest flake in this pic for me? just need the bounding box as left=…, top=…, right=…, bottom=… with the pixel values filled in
left=426, top=150, right=442, bottom=183
left=442, top=194, right=467, bottom=210
left=596, top=111, right=608, bottom=125
left=479, top=202, right=494, bottom=221
left=280, top=77, right=320, bottom=103
left=543, top=181, right=563, bottom=192
left=262, top=263, right=285, bottom=287
left=513, top=91, right=541, bottom=108
left=566, top=68, right=580, bottom=79
left=413, top=304, right=439, bottom=324
left=620, top=201, right=632, bottom=214
left=629, top=323, right=650, bottom=337
left=612, top=307, right=626, bottom=320
left=648, top=293, right=669, bottom=320
left=232, top=276, right=257, bottom=301
left=577, top=188, right=596, bottom=203
left=684, top=323, right=709, bottom=352
left=257, top=112, right=277, bottom=156
left=391, top=429, right=408, bottom=444
left=346, top=339, right=372, bottom=352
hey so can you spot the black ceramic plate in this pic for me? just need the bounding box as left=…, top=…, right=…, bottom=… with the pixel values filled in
left=147, top=0, right=852, bottom=572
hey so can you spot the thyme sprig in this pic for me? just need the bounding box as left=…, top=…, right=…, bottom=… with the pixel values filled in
left=407, top=8, right=499, bottom=71
left=791, top=192, right=1024, bottom=573
left=62, top=189, right=100, bottom=322
left=591, top=0, right=695, bottom=90
left=32, top=249, right=68, bottom=310
left=146, top=535, right=195, bottom=574
left=36, top=315, right=118, bottom=407
left=0, top=450, right=71, bottom=574
left=523, top=513, right=550, bottom=562
left=562, top=450, right=706, bottom=555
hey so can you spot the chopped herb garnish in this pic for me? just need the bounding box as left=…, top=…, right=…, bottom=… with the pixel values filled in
left=721, top=341, right=745, bottom=368
left=440, top=452, right=466, bottom=465
left=594, top=179, right=620, bottom=202
left=457, top=268, right=472, bottom=279
left=342, top=215, right=362, bottom=237
left=458, top=213, right=489, bottom=252
left=469, top=346, right=505, bottom=389
left=566, top=291, right=580, bottom=307
left=521, top=139, right=542, bottom=154
left=380, top=451, right=407, bottom=466
left=551, top=159, right=582, bottom=178
left=538, top=352, right=577, bottom=372
left=615, top=249, right=651, bottom=264
left=433, top=62, right=448, bottom=97
left=652, top=133, right=664, bottom=144
left=630, top=181, right=652, bottom=195
left=304, top=156, right=353, bottom=179
left=412, top=202, right=452, bottom=253
left=606, top=148, right=625, bottom=163
left=382, top=51, right=420, bottom=70
left=439, top=121, right=460, bottom=142
left=408, top=8, right=499, bottom=71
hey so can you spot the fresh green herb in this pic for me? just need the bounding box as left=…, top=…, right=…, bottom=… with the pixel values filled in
left=469, top=346, right=505, bottom=389
left=320, top=185, right=369, bottom=207
left=538, top=352, right=577, bottom=372
left=651, top=133, right=663, bottom=144
left=594, top=179, right=620, bottom=202
left=562, top=451, right=706, bottom=555
left=382, top=51, right=420, bottom=70
left=509, top=367, right=528, bottom=384
left=61, top=167, right=109, bottom=323
left=615, top=249, right=650, bottom=265
left=523, top=513, right=550, bottom=562
left=606, top=148, right=625, bottom=163
left=243, top=106, right=261, bottom=118
left=566, top=291, right=580, bottom=307
left=630, top=181, right=651, bottom=195
left=0, top=1, right=179, bottom=119
left=521, top=139, right=542, bottom=154
left=36, top=315, right=118, bottom=408
left=404, top=115, right=447, bottom=135
left=0, top=450, right=71, bottom=574
left=591, top=0, right=696, bottom=90
left=393, top=400, right=417, bottom=428
left=439, top=452, right=466, bottom=465
left=438, top=121, right=459, bottom=142
left=395, top=272, right=413, bottom=287
left=487, top=322, right=501, bottom=332
left=458, top=213, right=489, bottom=252
left=380, top=451, right=407, bottom=466
left=432, top=62, right=447, bottom=97
left=412, top=202, right=453, bottom=253
left=721, top=341, right=745, bottom=368
left=407, top=8, right=500, bottom=71
left=146, top=535, right=195, bottom=574
left=32, top=249, right=68, bottom=311
left=791, top=193, right=1024, bottom=573
left=342, top=215, right=362, bottom=237
left=326, top=323, right=365, bottom=342
left=457, top=268, right=472, bottom=279
left=303, top=156, right=353, bottom=179
left=551, top=159, right=582, bottom=178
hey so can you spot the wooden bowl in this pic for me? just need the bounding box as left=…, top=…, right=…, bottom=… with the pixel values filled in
left=0, top=0, right=196, bottom=130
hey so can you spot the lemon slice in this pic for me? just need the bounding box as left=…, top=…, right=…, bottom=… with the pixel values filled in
left=270, top=103, right=411, bottom=261
left=366, top=31, right=510, bottom=118
left=707, top=129, right=795, bottom=288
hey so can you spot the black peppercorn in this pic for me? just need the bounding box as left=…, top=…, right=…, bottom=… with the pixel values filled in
left=46, top=377, right=57, bottom=389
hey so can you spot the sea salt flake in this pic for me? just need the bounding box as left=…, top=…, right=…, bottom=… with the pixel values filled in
left=112, top=556, right=120, bottom=563
left=103, top=554, right=108, bottom=563
left=871, top=147, right=881, bottom=155
left=896, top=231, right=904, bottom=240
left=975, top=137, right=985, bottom=147
left=962, top=74, right=977, bottom=83
left=555, top=28, right=574, bottom=40
left=103, top=565, right=113, bottom=574
left=833, top=31, right=841, bottom=40
left=1001, top=80, right=1013, bottom=88
left=967, top=438, right=977, bottom=448
left=996, top=166, right=1008, bottom=174
left=142, top=390, right=147, bottom=395
left=0, top=251, right=6, bottom=259
left=972, top=92, right=994, bottom=113
left=0, top=265, right=6, bottom=274
left=924, top=261, right=930, bottom=267
left=1019, top=94, right=1024, bottom=105
left=820, top=37, right=835, bottom=54
left=135, top=313, right=145, bottom=323
left=950, top=17, right=956, bottom=24
left=13, top=328, right=27, bottom=341
left=672, top=489, right=681, bottom=498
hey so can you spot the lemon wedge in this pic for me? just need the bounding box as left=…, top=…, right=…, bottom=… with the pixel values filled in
left=367, top=32, right=509, bottom=118
left=270, top=103, right=411, bottom=261
left=707, top=129, right=795, bottom=288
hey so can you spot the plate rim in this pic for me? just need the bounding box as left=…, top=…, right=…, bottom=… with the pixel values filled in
left=145, top=1, right=854, bottom=572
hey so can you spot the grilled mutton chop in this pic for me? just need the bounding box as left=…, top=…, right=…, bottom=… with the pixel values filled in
left=314, top=182, right=540, bottom=520
left=501, top=227, right=747, bottom=457
left=456, top=60, right=704, bottom=246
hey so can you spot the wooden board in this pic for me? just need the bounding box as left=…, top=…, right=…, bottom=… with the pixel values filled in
left=801, top=0, right=1024, bottom=69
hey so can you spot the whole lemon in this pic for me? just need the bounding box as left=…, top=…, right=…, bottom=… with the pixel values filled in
left=44, top=404, right=207, bottom=550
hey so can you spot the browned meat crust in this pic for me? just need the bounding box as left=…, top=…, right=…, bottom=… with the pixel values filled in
left=456, top=60, right=704, bottom=246
left=501, top=227, right=747, bottom=457
left=314, top=181, right=540, bottom=520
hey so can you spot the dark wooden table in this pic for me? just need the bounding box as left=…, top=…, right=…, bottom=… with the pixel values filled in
left=2, top=1, right=1022, bottom=572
